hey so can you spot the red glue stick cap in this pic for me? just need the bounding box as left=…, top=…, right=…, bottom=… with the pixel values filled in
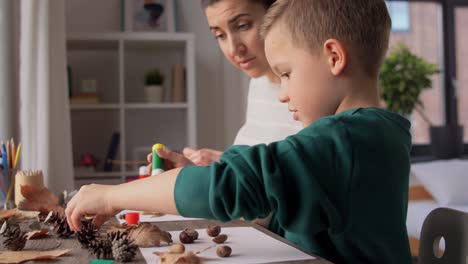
left=125, top=212, right=140, bottom=225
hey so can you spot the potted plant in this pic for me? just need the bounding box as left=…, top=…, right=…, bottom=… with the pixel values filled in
left=144, top=68, right=165, bottom=102
left=380, top=44, right=464, bottom=159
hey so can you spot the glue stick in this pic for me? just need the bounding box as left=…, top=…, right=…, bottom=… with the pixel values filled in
left=151, top=143, right=165, bottom=176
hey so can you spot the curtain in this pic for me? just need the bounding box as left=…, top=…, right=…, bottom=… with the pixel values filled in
left=19, top=0, right=74, bottom=192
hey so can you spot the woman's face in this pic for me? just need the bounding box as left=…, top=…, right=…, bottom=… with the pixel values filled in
left=205, top=0, right=272, bottom=79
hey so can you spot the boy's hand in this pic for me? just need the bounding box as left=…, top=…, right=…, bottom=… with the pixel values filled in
left=65, top=184, right=118, bottom=231
left=146, top=149, right=194, bottom=172
left=183, top=147, right=223, bottom=166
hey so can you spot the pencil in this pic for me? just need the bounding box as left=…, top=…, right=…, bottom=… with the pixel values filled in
left=1, top=142, right=9, bottom=193
left=13, top=143, right=21, bottom=169
left=1, top=142, right=7, bottom=171
left=10, top=139, right=15, bottom=170
left=6, top=141, right=11, bottom=169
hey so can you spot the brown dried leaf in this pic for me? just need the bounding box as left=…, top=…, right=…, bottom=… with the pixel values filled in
left=0, top=249, right=70, bottom=263
left=107, top=222, right=171, bottom=248
left=18, top=185, right=63, bottom=214
left=0, top=209, right=18, bottom=219
left=154, top=251, right=201, bottom=264
left=25, top=229, right=49, bottom=240
left=128, top=222, right=172, bottom=247
left=16, top=210, right=40, bottom=220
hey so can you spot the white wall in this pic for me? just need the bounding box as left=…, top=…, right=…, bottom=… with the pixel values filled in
left=65, top=0, right=248, bottom=150
left=0, top=0, right=17, bottom=140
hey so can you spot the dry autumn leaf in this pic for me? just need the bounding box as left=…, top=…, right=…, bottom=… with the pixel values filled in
left=0, top=209, right=18, bottom=219
left=18, top=185, right=63, bottom=214
left=0, top=249, right=70, bottom=263
left=107, top=222, right=172, bottom=247
left=25, top=229, right=49, bottom=240
left=129, top=223, right=173, bottom=247
left=154, top=251, right=201, bottom=264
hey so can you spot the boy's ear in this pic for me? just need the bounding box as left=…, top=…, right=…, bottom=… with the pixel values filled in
left=323, top=39, right=347, bottom=76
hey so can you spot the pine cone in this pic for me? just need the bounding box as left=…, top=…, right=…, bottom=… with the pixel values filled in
left=110, top=231, right=138, bottom=262
left=1, top=223, right=27, bottom=251
left=76, top=220, right=98, bottom=248
left=89, top=238, right=113, bottom=260
left=44, top=211, right=74, bottom=238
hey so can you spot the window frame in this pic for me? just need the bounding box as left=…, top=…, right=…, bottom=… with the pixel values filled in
left=387, top=1, right=411, bottom=32
left=386, top=0, right=468, bottom=159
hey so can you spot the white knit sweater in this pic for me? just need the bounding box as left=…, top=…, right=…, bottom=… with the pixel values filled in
left=233, top=76, right=302, bottom=146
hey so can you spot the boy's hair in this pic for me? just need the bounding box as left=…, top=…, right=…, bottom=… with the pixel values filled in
left=201, top=0, right=276, bottom=10
left=261, top=0, right=392, bottom=78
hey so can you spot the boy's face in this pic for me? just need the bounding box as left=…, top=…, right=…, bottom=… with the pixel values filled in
left=265, top=23, right=342, bottom=127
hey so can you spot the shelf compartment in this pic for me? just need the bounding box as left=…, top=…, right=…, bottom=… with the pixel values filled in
left=71, top=110, right=121, bottom=172
left=70, top=103, right=121, bottom=110
left=67, top=39, right=119, bottom=104
left=74, top=171, right=122, bottom=178
left=124, top=103, right=188, bottom=109
left=123, top=40, right=186, bottom=104
left=124, top=109, right=187, bottom=171
left=74, top=177, right=122, bottom=189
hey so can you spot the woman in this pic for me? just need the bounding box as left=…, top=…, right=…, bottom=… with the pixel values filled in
left=155, top=0, right=301, bottom=167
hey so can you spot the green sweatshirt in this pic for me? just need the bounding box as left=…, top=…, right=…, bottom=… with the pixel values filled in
left=175, top=108, right=412, bottom=264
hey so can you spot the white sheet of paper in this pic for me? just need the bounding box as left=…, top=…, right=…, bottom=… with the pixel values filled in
left=141, top=227, right=315, bottom=264
left=116, top=210, right=200, bottom=223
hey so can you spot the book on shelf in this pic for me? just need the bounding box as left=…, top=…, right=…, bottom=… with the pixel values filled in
left=103, top=132, right=120, bottom=172
left=171, top=64, right=186, bottom=102
left=70, top=92, right=100, bottom=105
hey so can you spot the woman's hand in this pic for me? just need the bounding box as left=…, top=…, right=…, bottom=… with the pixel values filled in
left=146, top=149, right=194, bottom=173
left=183, top=147, right=223, bottom=166
left=65, top=184, right=118, bottom=231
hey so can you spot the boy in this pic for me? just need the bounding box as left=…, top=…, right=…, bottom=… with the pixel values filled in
left=66, top=0, right=412, bottom=263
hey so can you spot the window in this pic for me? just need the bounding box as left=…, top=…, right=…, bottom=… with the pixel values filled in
left=386, top=1, right=411, bottom=32
left=386, top=2, right=444, bottom=144
left=455, top=7, right=468, bottom=142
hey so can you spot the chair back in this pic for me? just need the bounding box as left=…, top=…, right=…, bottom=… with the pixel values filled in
left=419, top=207, right=468, bottom=264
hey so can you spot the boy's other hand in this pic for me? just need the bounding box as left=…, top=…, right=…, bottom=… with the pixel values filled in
left=146, top=149, right=194, bottom=172
left=65, top=184, right=118, bottom=231
left=183, top=147, right=223, bottom=166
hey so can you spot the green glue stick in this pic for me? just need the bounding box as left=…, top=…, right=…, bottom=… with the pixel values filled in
left=152, top=143, right=165, bottom=176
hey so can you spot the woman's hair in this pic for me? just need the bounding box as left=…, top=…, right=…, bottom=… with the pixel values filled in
left=201, top=0, right=276, bottom=10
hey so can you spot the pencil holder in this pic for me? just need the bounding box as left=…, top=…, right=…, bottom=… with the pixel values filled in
left=14, top=170, right=44, bottom=207
left=0, top=169, right=17, bottom=208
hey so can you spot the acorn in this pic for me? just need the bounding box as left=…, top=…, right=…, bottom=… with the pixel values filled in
left=206, top=224, right=221, bottom=237
left=216, top=246, right=232, bottom=257
left=179, top=231, right=194, bottom=244
left=213, top=234, right=228, bottom=244
left=183, top=228, right=199, bottom=240
left=170, top=243, right=185, bottom=254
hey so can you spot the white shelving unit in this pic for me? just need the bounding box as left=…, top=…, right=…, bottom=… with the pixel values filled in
left=67, top=32, right=196, bottom=187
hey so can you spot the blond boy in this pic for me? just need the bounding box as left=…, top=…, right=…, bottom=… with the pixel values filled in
left=66, top=0, right=412, bottom=262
